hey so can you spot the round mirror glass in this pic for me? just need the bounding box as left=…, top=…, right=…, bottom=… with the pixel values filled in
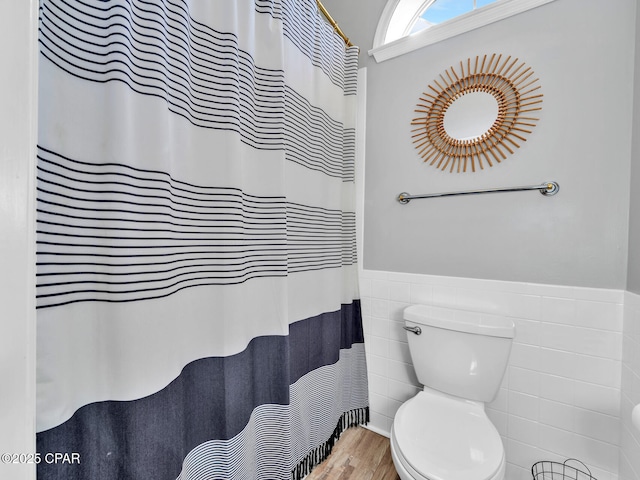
left=443, top=91, right=499, bottom=141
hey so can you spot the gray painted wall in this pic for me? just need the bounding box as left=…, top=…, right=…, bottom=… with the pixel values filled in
left=324, top=0, right=636, bottom=289
left=627, top=2, right=640, bottom=295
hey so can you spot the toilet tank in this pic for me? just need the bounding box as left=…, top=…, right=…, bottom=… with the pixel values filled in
left=404, top=305, right=515, bottom=403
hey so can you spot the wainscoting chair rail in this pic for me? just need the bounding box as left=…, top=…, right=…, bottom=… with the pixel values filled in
left=397, top=181, right=559, bottom=204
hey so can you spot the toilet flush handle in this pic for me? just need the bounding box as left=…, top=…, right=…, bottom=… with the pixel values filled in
left=403, top=325, right=422, bottom=335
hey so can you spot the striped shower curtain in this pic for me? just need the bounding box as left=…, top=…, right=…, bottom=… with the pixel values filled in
left=35, top=1, right=367, bottom=479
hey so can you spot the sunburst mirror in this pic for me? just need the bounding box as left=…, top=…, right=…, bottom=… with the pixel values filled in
left=411, top=54, right=542, bottom=173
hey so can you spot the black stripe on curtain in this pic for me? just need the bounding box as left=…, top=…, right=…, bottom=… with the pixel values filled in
left=38, top=0, right=354, bottom=181
left=36, top=301, right=364, bottom=480
left=255, top=0, right=358, bottom=95
left=36, top=146, right=358, bottom=308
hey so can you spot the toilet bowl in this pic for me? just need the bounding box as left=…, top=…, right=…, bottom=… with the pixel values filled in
left=390, top=305, right=515, bottom=480
left=390, top=389, right=505, bottom=480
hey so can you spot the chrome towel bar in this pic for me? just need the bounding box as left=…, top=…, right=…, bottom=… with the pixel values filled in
left=397, top=181, right=559, bottom=204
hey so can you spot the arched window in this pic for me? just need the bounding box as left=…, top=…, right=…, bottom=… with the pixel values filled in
left=370, top=0, right=557, bottom=62
left=410, top=0, right=499, bottom=36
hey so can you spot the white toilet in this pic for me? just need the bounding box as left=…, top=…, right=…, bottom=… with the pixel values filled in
left=390, top=304, right=515, bottom=480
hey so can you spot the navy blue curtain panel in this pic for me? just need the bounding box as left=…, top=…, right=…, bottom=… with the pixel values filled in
left=35, top=1, right=367, bottom=479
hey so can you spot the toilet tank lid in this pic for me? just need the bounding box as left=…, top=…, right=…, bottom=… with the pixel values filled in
left=404, top=304, right=515, bottom=338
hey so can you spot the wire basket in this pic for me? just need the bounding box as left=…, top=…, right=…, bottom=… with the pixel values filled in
left=532, top=459, right=596, bottom=480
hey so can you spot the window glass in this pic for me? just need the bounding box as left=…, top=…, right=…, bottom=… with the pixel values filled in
left=411, top=0, right=499, bottom=34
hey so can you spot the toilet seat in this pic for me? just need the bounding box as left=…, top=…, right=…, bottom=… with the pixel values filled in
left=391, top=390, right=505, bottom=480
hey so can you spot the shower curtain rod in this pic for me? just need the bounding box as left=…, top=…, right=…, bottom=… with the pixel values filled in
left=316, top=0, right=353, bottom=47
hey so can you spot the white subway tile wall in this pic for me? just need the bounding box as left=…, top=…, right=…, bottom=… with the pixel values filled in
left=620, top=292, right=640, bottom=480
left=360, top=269, right=626, bottom=480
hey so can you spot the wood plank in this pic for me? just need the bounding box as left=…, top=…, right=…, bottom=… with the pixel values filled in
left=305, top=427, right=401, bottom=480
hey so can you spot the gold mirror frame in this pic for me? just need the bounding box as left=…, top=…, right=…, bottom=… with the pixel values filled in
left=411, top=54, right=542, bottom=173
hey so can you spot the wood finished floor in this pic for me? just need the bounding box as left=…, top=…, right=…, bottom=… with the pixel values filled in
left=305, top=427, right=401, bottom=480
